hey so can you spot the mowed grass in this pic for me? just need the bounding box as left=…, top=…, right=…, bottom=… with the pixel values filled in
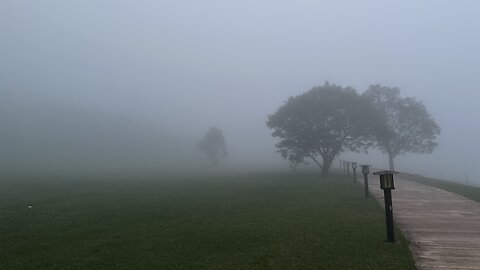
left=402, top=172, right=480, bottom=202
left=0, top=172, right=416, bottom=269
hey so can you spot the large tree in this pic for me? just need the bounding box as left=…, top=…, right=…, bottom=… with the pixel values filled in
left=197, top=127, right=227, bottom=165
left=267, top=82, right=372, bottom=176
left=363, top=85, right=441, bottom=170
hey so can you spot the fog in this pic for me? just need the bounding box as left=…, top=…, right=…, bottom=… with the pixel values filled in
left=1, top=1, right=479, bottom=182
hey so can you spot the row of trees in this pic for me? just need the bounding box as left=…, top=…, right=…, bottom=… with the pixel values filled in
left=267, top=82, right=440, bottom=175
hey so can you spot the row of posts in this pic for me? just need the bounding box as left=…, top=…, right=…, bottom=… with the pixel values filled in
left=339, top=159, right=370, bottom=199
left=339, top=159, right=397, bottom=243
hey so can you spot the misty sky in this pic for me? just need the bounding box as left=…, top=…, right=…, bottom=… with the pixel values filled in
left=1, top=1, right=479, bottom=181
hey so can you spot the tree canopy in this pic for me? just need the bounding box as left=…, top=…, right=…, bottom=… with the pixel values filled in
left=363, top=85, right=441, bottom=170
left=267, top=82, right=372, bottom=175
left=197, top=127, right=227, bottom=165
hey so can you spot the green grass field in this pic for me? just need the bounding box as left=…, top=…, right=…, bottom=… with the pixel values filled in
left=0, top=172, right=416, bottom=269
left=402, top=172, right=480, bottom=202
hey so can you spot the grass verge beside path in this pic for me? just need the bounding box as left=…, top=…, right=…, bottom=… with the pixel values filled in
left=0, top=172, right=416, bottom=269
left=401, top=172, right=480, bottom=202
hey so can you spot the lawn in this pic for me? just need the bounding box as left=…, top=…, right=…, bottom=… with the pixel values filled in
left=401, top=172, right=480, bottom=202
left=0, top=172, right=416, bottom=269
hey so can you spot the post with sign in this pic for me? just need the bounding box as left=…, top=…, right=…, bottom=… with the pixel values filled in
left=361, top=165, right=370, bottom=198
left=351, top=162, right=357, bottom=183
left=373, top=171, right=398, bottom=243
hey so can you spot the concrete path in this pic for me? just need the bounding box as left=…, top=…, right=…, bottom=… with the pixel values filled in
left=363, top=175, right=480, bottom=270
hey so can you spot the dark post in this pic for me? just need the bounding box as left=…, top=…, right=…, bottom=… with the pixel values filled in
left=352, top=162, right=357, bottom=183
left=346, top=162, right=351, bottom=175
left=361, top=165, right=370, bottom=198
left=373, top=171, right=398, bottom=243
left=343, top=161, right=346, bottom=174
left=384, top=188, right=394, bottom=242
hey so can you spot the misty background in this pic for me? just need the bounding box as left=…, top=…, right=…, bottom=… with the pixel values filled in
left=1, top=1, right=479, bottom=182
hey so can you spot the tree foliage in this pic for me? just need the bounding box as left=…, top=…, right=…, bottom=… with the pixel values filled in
left=363, top=85, right=440, bottom=170
left=197, top=127, right=227, bottom=165
left=267, top=82, right=372, bottom=175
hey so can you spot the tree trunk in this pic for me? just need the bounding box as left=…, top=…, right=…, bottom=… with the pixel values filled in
left=309, top=155, right=332, bottom=176
left=321, top=157, right=332, bottom=176
left=321, top=165, right=330, bottom=176
left=309, top=155, right=323, bottom=169
left=388, top=153, right=395, bottom=171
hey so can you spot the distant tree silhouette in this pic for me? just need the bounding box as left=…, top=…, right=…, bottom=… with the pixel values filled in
left=363, top=85, right=440, bottom=170
left=197, top=127, right=227, bottom=165
left=267, top=82, right=373, bottom=176
left=286, top=150, right=307, bottom=173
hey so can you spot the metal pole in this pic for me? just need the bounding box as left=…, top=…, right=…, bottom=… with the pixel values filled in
left=353, top=168, right=357, bottom=183
left=384, top=189, right=395, bottom=242
left=363, top=173, right=369, bottom=198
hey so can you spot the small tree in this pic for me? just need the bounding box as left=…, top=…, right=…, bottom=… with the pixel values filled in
left=267, top=82, right=372, bottom=176
left=278, top=145, right=308, bottom=173
left=363, top=85, right=441, bottom=170
left=197, top=127, right=227, bottom=165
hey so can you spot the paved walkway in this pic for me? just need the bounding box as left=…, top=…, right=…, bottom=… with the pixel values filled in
left=363, top=175, right=480, bottom=270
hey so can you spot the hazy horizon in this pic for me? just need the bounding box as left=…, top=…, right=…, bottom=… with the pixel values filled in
left=1, top=1, right=479, bottom=182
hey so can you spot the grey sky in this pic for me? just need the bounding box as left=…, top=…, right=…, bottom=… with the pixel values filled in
left=1, top=1, right=479, bottom=180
